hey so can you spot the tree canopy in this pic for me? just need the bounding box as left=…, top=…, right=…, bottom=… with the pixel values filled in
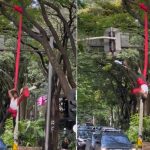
left=78, top=0, right=150, bottom=130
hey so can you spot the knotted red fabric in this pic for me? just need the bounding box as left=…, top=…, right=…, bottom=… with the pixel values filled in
left=13, top=5, right=23, bottom=14
left=137, top=77, right=147, bottom=86
left=139, top=3, right=148, bottom=12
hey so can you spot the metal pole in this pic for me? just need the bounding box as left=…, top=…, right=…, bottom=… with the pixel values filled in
left=13, top=107, right=19, bottom=150
left=45, top=63, right=53, bottom=150
left=138, top=97, right=144, bottom=136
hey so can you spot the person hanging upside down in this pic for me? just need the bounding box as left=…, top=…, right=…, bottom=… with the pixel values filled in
left=124, top=65, right=148, bottom=99
left=115, top=60, right=149, bottom=99
left=131, top=76, right=148, bottom=99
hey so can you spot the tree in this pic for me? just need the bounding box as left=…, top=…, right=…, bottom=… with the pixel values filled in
left=0, top=0, right=76, bottom=97
left=78, top=0, right=150, bottom=130
left=0, top=1, right=76, bottom=149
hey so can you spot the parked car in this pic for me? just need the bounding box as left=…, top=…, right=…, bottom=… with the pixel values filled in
left=85, top=131, right=136, bottom=150
left=95, top=132, right=136, bottom=150
left=100, top=126, right=120, bottom=132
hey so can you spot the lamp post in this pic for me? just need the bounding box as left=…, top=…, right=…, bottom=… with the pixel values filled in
left=138, top=97, right=144, bottom=136
left=45, top=34, right=54, bottom=150
left=45, top=63, right=53, bottom=150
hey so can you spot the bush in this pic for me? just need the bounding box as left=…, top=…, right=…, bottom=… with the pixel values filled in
left=127, top=114, right=150, bottom=142
left=1, top=118, right=45, bottom=147
left=19, top=119, right=45, bottom=147
left=1, top=118, right=14, bottom=147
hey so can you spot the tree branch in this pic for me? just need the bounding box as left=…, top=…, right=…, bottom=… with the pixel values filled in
left=38, top=0, right=76, bottom=88
left=122, top=0, right=144, bottom=27
left=43, top=0, right=76, bottom=58
left=19, top=0, right=48, bottom=38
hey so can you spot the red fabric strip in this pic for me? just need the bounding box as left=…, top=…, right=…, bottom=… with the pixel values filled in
left=143, top=12, right=149, bottom=78
left=131, top=88, right=142, bottom=94
left=14, top=14, right=22, bottom=90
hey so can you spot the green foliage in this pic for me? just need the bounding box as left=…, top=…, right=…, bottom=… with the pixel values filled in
left=78, top=0, right=148, bottom=131
left=1, top=118, right=45, bottom=147
left=78, top=0, right=137, bottom=36
left=78, top=51, right=118, bottom=125
left=126, top=114, right=139, bottom=142
left=116, top=49, right=139, bottom=60
left=1, top=118, right=14, bottom=147
left=19, top=119, right=45, bottom=146
left=127, top=114, right=150, bottom=142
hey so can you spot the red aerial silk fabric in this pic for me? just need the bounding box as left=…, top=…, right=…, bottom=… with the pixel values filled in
left=131, top=88, right=142, bottom=95
left=139, top=3, right=149, bottom=78
left=143, top=11, right=149, bottom=78
left=137, top=77, right=146, bottom=86
left=13, top=5, right=30, bottom=106
left=14, top=14, right=23, bottom=90
left=139, top=3, right=148, bottom=12
left=13, top=5, right=23, bottom=14
left=131, top=3, right=149, bottom=96
left=18, top=87, right=30, bottom=105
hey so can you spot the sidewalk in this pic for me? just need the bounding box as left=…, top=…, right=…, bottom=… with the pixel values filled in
left=143, top=142, right=150, bottom=150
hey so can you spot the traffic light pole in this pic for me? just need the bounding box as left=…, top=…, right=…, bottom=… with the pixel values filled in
left=45, top=63, right=53, bottom=150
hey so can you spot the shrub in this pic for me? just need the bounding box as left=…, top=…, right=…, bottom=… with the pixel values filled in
left=1, top=118, right=45, bottom=147
left=1, top=118, right=14, bottom=147
left=127, top=114, right=150, bottom=142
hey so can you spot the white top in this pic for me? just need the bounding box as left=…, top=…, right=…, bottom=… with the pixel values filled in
left=141, top=84, right=148, bottom=93
left=10, top=98, right=18, bottom=110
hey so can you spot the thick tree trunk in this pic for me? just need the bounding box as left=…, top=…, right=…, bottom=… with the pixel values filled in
left=20, top=100, right=27, bottom=119
left=42, top=40, right=71, bottom=97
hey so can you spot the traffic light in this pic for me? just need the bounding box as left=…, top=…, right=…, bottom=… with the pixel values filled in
left=59, top=97, right=68, bottom=117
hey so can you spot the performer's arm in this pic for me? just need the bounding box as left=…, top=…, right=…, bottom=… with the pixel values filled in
left=8, top=88, right=15, bottom=99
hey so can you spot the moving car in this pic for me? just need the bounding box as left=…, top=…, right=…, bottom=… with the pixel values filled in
left=95, top=132, right=136, bottom=150
left=85, top=131, right=135, bottom=150
left=0, top=138, right=7, bottom=150
left=77, top=126, right=94, bottom=150
left=100, top=126, right=121, bottom=132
